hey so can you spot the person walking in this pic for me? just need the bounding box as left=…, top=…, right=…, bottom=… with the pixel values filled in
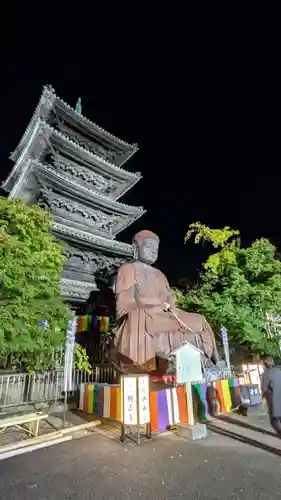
left=262, top=356, right=281, bottom=435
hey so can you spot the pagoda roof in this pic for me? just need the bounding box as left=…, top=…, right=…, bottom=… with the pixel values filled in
left=4, top=119, right=141, bottom=197
left=37, top=160, right=139, bottom=208
left=53, top=221, right=134, bottom=257
left=5, top=157, right=145, bottom=239
left=34, top=163, right=145, bottom=238
left=60, top=278, right=98, bottom=302
left=10, top=85, right=138, bottom=164
left=50, top=85, right=137, bottom=150
left=46, top=123, right=141, bottom=183
left=35, top=162, right=144, bottom=213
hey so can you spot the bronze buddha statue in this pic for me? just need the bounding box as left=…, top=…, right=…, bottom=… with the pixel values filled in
left=112, top=230, right=219, bottom=375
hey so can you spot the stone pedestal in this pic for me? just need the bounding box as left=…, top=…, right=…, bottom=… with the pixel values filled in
left=243, top=403, right=268, bottom=417
left=176, top=423, right=207, bottom=441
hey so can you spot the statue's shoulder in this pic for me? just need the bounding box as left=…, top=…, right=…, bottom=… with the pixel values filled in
left=155, top=267, right=166, bottom=276
left=187, top=311, right=203, bottom=320
left=154, top=267, right=169, bottom=282
left=115, top=262, right=136, bottom=290
left=116, top=261, right=135, bottom=276
left=185, top=311, right=207, bottom=327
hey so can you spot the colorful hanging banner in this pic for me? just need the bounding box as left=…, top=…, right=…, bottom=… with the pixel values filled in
left=64, top=317, right=76, bottom=392
left=79, top=378, right=240, bottom=431
left=220, top=326, right=231, bottom=371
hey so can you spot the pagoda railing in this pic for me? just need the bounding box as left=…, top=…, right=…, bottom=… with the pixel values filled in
left=81, top=341, right=107, bottom=365
left=0, top=366, right=118, bottom=414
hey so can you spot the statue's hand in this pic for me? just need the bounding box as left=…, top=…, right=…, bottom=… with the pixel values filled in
left=163, top=302, right=172, bottom=312
left=135, top=282, right=148, bottom=297
left=134, top=284, right=162, bottom=308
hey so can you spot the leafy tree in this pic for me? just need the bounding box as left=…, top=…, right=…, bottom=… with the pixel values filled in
left=0, top=197, right=72, bottom=371
left=185, top=222, right=240, bottom=249
left=73, top=344, right=92, bottom=374
left=175, top=222, right=281, bottom=356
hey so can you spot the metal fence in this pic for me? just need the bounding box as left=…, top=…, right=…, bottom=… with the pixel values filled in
left=0, top=365, right=118, bottom=414
left=0, top=363, right=233, bottom=414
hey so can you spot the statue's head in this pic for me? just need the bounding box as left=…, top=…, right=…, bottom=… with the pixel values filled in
left=133, top=230, right=159, bottom=265
left=263, top=356, right=275, bottom=368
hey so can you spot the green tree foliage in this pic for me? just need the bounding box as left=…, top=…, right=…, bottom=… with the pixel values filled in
left=176, top=222, right=281, bottom=355
left=185, top=221, right=240, bottom=249
left=73, top=344, right=92, bottom=374
left=0, top=198, right=72, bottom=370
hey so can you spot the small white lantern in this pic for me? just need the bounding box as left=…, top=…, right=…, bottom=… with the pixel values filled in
left=120, top=374, right=151, bottom=444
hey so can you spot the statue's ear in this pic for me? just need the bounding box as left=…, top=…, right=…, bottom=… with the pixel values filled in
left=111, top=276, right=116, bottom=294
left=132, top=241, right=138, bottom=260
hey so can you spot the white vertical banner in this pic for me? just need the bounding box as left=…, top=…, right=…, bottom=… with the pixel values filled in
left=122, top=376, right=138, bottom=425
left=220, top=326, right=231, bottom=371
left=138, top=375, right=150, bottom=425
left=64, top=317, right=76, bottom=392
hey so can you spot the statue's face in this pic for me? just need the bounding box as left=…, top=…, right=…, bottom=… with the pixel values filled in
left=137, top=238, right=159, bottom=265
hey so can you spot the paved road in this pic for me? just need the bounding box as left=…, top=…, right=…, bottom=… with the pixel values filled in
left=1, top=429, right=281, bottom=500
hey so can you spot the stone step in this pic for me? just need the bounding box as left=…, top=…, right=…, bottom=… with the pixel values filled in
left=207, top=417, right=281, bottom=452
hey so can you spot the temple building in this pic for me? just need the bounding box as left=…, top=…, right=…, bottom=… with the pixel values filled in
left=2, top=85, right=145, bottom=309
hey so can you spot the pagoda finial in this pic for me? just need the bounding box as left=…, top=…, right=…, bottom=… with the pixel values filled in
left=75, top=97, right=82, bottom=114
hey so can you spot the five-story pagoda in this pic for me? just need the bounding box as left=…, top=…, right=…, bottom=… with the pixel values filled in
left=2, top=85, right=145, bottom=303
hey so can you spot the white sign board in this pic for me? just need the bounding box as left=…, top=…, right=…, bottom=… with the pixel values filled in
left=220, top=326, right=231, bottom=371
left=121, top=374, right=150, bottom=426
left=138, top=375, right=150, bottom=425
left=122, top=376, right=138, bottom=425
left=176, top=343, right=203, bottom=384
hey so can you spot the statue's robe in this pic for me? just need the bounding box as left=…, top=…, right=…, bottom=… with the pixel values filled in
left=113, top=262, right=219, bottom=371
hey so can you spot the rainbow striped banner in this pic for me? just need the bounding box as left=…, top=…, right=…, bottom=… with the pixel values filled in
left=79, top=383, right=121, bottom=422
left=191, top=379, right=239, bottom=422
left=149, top=386, right=188, bottom=432
left=79, top=378, right=239, bottom=432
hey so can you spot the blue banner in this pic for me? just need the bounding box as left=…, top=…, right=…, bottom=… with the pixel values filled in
left=64, top=317, right=76, bottom=392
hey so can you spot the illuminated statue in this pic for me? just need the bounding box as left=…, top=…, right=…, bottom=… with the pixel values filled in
left=112, top=230, right=219, bottom=374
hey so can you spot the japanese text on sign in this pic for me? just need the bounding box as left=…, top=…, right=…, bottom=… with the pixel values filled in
left=138, top=375, right=150, bottom=424
left=123, top=377, right=137, bottom=425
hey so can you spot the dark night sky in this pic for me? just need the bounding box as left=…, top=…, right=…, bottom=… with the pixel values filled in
left=0, top=4, right=278, bottom=284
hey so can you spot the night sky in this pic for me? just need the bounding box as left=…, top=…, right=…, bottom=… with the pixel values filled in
left=0, top=4, right=278, bottom=284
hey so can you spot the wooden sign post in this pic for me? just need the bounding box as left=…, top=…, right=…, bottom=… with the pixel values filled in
left=176, top=342, right=203, bottom=384
left=120, top=374, right=151, bottom=444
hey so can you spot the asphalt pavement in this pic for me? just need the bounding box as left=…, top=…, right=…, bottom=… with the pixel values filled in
left=1, top=428, right=281, bottom=500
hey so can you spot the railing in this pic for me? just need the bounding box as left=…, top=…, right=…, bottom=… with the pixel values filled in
left=0, top=363, right=232, bottom=414
left=0, top=365, right=118, bottom=414
left=80, top=341, right=110, bottom=365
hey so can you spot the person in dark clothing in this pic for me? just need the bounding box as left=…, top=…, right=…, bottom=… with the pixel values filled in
left=261, top=356, right=281, bottom=435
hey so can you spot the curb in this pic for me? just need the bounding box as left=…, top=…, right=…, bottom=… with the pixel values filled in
left=0, top=419, right=101, bottom=461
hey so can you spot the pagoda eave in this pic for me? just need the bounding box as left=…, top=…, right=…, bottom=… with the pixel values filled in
left=35, top=166, right=145, bottom=238
left=3, top=155, right=141, bottom=204
left=52, top=222, right=133, bottom=257
left=34, top=164, right=144, bottom=217
left=6, top=119, right=141, bottom=200
left=48, top=123, right=140, bottom=181
left=50, top=152, right=141, bottom=202
left=52, top=209, right=144, bottom=240
left=60, top=278, right=98, bottom=302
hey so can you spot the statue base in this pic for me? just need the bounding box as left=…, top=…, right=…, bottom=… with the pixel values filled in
left=176, top=423, right=207, bottom=441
